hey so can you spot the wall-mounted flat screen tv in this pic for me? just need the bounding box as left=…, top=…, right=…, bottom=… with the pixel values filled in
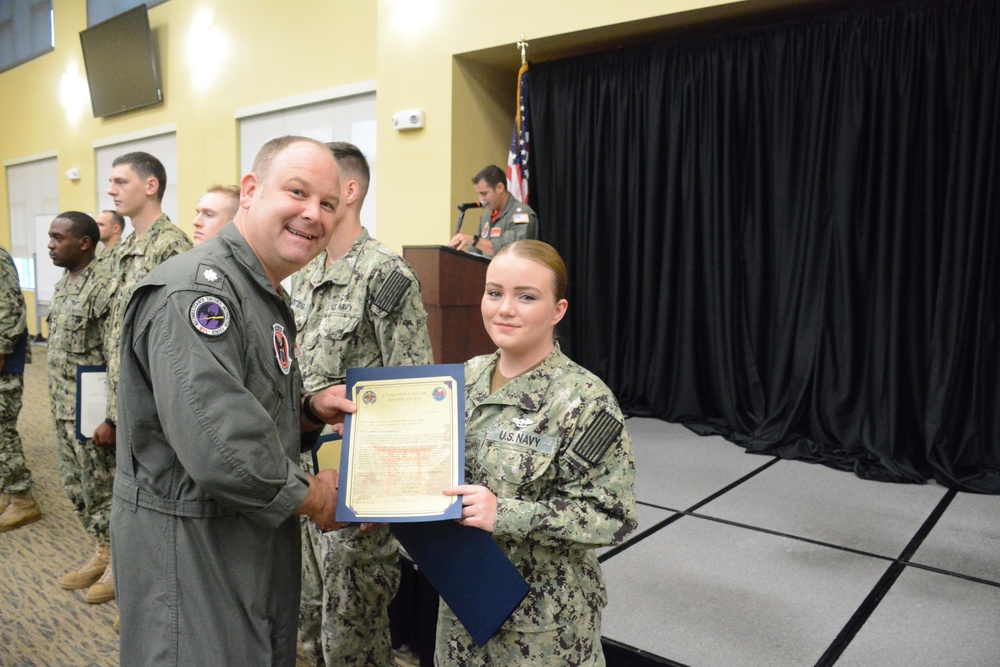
left=79, top=5, right=162, bottom=118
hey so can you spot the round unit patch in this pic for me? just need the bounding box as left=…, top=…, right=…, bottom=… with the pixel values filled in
left=190, top=296, right=231, bottom=336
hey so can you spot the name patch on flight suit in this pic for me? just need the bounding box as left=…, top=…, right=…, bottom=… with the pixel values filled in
left=490, top=227, right=502, bottom=238
left=486, top=425, right=557, bottom=455
left=571, top=409, right=623, bottom=466
left=189, top=296, right=231, bottom=337
left=370, top=270, right=410, bottom=319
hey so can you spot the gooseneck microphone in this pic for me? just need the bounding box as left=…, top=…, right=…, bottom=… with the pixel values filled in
left=456, top=202, right=483, bottom=212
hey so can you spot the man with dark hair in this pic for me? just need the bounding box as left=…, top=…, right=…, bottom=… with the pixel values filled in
left=447, top=164, right=539, bottom=257
left=89, top=150, right=191, bottom=605
left=292, top=142, right=432, bottom=666
left=112, top=136, right=353, bottom=666
left=0, top=245, right=40, bottom=532
left=95, top=209, right=125, bottom=259
left=45, top=212, right=116, bottom=591
left=193, top=184, right=240, bottom=247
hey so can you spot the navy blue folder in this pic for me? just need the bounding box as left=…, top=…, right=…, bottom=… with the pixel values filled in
left=1, top=330, right=27, bottom=374
left=391, top=520, right=529, bottom=647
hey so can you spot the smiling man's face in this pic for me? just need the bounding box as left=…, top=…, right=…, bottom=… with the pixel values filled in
left=235, top=140, right=341, bottom=287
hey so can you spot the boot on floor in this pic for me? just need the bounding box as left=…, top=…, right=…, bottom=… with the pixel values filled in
left=0, top=491, right=42, bottom=532
left=85, top=558, right=115, bottom=604
left=59, top=541, right=111, bottom=590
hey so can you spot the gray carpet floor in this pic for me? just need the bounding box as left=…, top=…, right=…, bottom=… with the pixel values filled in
left=600, top=417, right=1000, bottom=666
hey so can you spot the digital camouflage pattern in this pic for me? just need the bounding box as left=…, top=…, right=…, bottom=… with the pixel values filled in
left=435, top=345, right=638, bottom=666
left=0, top=246, right=34, bottom=495
left=290, top=229, right=433, bottom=666
left=104, top=214, right=191, bottom=422
left=47, top=261, right=116, bottom=542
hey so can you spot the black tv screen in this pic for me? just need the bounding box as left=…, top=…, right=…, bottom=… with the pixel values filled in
left=79, top=5, right=162, bottom=118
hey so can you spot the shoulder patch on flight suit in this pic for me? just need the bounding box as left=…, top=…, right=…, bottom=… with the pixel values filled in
left=194, top=263, right=227, bottom=289
left=512, top=213, right=530, bottom=224
left=571, top=409, right=623, bottom=466
left=369, top=269, right=410, bottom=319
left=189, top=295, right=231, bottom=337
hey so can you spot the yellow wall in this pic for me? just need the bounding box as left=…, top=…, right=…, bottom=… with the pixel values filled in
left=1, top=0, right=752, bottom=242
left=1, top=0, right=377, bottom=245
left=1, top=0, right=762, bottom=332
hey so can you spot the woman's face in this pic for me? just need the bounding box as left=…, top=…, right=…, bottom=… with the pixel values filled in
left=481, top=252, right=568, bottom=357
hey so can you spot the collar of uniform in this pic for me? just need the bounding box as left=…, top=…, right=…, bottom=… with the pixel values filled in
left=469, top=344, right=565, bottom=411
left=498, top=192, right=518, bottom=219
left=217, top=223, right=284, bottom=297
left=122, top=213, right=173, bottom=257
left=317, top=227, right=371, bottom=287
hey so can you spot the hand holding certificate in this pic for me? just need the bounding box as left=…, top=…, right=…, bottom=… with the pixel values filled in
left=333, top=364, right=465, bottom=523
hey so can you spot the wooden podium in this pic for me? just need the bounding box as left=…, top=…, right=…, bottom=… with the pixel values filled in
left=403, top=245, right=495, bottom=364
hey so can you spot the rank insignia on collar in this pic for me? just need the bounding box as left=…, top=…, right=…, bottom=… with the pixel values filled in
left=190, top=296, right=230, bottom=337
left=273, top=323, right=292, bottom=375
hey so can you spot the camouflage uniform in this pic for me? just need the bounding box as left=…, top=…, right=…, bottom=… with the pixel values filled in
left=435, top=346, right=638, bottom=666
left=47, top=260, right=115, bottom=543
left=104, top=215, right=191, bottom=424
left=290, top=228, right=433, bottom=666
left=478, top=195, right=538, bottom=256
left=0, top=246, right=34, bottom=495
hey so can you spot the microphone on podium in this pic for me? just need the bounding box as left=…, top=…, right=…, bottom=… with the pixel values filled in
left=457, top=202, right=483, bottom=212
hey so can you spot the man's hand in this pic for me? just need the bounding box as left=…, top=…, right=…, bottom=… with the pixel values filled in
left=92, top=421, right=116, bottom=447
left=443, top=484, right=497, bottom=533
left=301, top=384, right=357, bottom=433
left=296, top=469, right=346, bottom=532
left=447, top=233, right=474, bottom=251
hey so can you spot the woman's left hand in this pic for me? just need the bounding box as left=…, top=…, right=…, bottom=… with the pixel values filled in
left=443, top=484, right=497, bottom=533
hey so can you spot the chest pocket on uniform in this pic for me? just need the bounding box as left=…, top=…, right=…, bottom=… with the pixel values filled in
left=63, top=306, right=93, bottom=354
left=300, top=313, right=361, bottom=353
left=477, top=425, right=558, bottom=487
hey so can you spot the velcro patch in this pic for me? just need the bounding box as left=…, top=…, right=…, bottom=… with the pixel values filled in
left=512, top=213, right=530, bottom=224
left=189, top=295, right=231, bottom=337
left=370, top=270, right=410, bottom=319
left=571, top=409, right=623, bottom=465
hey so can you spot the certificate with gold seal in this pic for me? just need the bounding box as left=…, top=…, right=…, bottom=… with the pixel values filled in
left=334, top=364, right=465, bottom=523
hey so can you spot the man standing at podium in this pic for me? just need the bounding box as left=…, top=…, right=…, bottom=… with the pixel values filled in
left=447, top=164, right=538, bottom=257
left=291, top=141, right=432, bottom=667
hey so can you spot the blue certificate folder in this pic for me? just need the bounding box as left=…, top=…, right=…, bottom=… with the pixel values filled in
left=391, top=520, right=530, bottom=647
left=336, top=364, right=465, bottom=523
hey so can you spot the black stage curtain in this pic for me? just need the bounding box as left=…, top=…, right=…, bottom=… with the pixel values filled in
left=530, top=0, right=1000, bottom=492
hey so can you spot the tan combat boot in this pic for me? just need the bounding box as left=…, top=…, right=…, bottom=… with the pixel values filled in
left=59, top=541, right=111, bottom=590
left=85, top=557, right=115, bottom=604
left=0, top=491, right=42, bottom=532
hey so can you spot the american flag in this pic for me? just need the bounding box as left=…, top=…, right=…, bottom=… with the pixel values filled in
left=506, top=62, right=531, bottom=204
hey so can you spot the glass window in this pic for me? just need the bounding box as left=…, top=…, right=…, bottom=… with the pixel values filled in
left=0, top=0, right=53, bottom=74
left=87, top=0, right=168, bottom=27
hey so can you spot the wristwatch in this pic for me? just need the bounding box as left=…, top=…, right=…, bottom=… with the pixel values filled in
left=471, top=234, right=480, bottom=246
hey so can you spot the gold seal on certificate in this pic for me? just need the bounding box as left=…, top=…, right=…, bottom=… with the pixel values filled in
left=335, top=364, right=465, bottom=523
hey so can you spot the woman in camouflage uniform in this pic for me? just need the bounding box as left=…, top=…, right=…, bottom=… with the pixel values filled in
left=437, top=240, right=638, bottom=666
